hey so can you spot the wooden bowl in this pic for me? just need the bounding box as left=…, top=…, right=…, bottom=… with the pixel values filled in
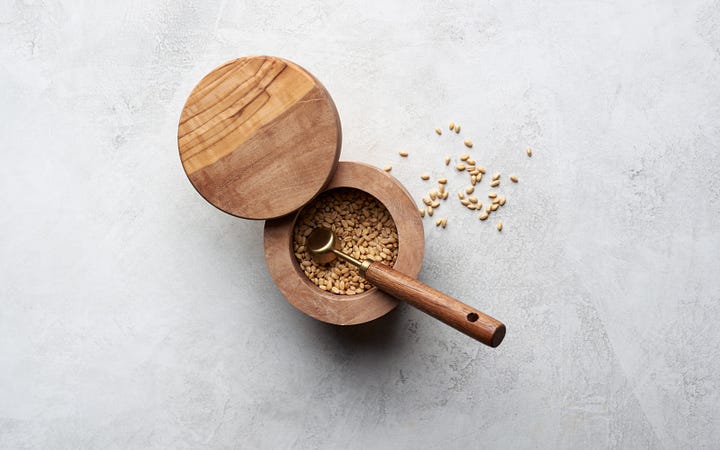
left=264, top=161, right=425, bottom=325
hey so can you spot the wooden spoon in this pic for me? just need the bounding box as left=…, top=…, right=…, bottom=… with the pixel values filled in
left=306, top=228, right=506, bottom=347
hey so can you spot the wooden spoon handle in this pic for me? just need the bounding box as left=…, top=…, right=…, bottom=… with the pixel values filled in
left=364, top=262, right=506, bottom=347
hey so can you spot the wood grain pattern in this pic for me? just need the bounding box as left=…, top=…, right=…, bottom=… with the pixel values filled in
left=178, top=56, right=341, bottom=219
left=263, top=162, right=424, bottom=325
left=364, top=262, right=506, bottom=347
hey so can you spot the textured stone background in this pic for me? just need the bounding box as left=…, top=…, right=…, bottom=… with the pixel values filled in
left=2, top=1, right=720, bottom=448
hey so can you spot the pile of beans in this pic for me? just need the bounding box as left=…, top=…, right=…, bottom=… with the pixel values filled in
left=293, top=188, right=399, bottom=295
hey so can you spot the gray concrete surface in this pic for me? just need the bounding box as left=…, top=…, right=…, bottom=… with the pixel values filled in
left=2, top=1, right=720, bottom=448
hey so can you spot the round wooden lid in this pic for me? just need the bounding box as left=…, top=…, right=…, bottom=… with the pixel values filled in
left=177, top=56, right=342, bottom=219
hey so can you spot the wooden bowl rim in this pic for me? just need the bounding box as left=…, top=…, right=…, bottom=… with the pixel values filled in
left=263, top=161, right=425, bottom=325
